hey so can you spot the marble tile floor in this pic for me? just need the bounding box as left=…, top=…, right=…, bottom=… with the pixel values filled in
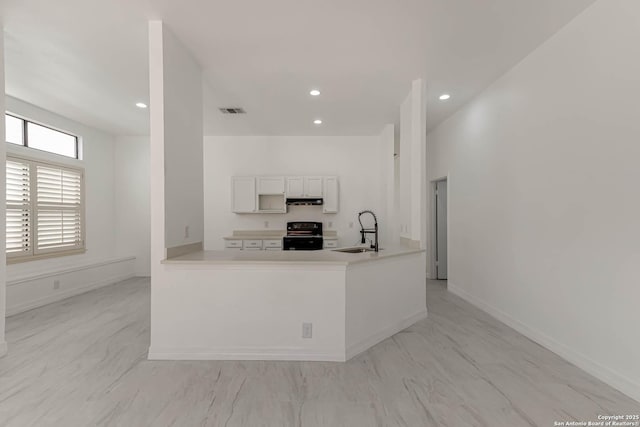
left=0, top=277, right=637, bottom=426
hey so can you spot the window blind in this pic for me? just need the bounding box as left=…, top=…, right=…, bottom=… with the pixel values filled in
left=6, top=155, right=85, bottom=261
left=35, top=165, right=83, bottom=252
left=6, top=159, right=31, bottom=256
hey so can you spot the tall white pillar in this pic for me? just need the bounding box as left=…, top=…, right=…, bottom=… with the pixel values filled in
left=0, top=24, right=8, bottom=357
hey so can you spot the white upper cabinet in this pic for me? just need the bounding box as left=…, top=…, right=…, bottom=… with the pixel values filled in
left=257, top=176, right=285, bottom=195
left=304, top=177, right=323, bottom=198
left=286, top=177, right=305, bottom=197
left=322, top=176, right=339, bottom=213
left=233, top=175, right=339, bottom=213
left=287, top=176, right=322, bottom=198
left=231, top=176, right=256, bottom=213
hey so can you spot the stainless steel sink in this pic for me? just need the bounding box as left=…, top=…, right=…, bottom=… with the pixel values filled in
left=333, top=247, right=377, bottom=253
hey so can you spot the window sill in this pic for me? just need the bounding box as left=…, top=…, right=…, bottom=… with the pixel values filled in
left=7, top=249, right=87, bottom=265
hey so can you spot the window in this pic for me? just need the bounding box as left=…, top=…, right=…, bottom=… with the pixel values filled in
left=5, top=114, right=79, bottom=159
left=5, top=115, right=24, bottom=145
left=6, top=155, right=85, bottom=262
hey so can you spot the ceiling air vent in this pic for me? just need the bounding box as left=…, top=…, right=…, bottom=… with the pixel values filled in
left=219, top=107, right=246, bottom=114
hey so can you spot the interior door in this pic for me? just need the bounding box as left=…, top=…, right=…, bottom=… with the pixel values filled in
left=436, top=180, right=448, bottom=279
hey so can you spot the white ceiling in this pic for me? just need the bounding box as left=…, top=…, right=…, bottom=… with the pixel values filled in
left=1, top=0, right=596, bottom=136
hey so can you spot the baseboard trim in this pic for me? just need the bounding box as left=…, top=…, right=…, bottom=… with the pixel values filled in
left=148, top=347, right=344, bottom=362
left=148, top=310, right=429, bottom=363
left=7, top=272, right=136, bottom=317
left=0, top=341, right=7, bottom=358
left=7, top=256, right=136, bottom=286
left=166, top=242, right=203, bottom=259
left=346, top=309, right=428, bottom=360
left=448, top=282, right=640, bottom=403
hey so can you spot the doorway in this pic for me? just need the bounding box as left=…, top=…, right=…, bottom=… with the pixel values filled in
left=431, top=178, right=448, bottom=280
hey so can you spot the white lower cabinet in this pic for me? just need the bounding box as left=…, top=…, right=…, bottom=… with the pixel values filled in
left=224, top=238, right=339, bottom=250
left=242, top=240, right=263, bottom=250
left=225, top=240, right=242, bottom=249
left=225, top=239, right=283, bottom=250
left=324, top=239, right=338, bottom=249
left=263, top=239, right=282, bottom=249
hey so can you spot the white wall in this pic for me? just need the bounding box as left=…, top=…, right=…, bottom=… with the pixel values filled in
left=115, top=136, right=150, bottom=276
left=161, top=25, right=204, bottom=249
left=426, top=0, right=640, bottom=401
left=203, top=135, right=387, bottom=249
left=1, top=30, right=7, bottom=356
left=3, top=96, right=136, bottom=315
left=7, top=257, right=135, bottom=316
left=5, top=96, right=118, bottom=273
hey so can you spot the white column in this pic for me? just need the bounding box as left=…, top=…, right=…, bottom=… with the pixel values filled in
left=148, top=21, right=167, bottom=275
left=379, top=124, right=396, bottom=245
left=398, top=78, right=427, bottom=247
left=0, top=24, right=8, bottom=357
left=409, top=79, right=426, bottom=246
left=148, top=20, right=204, bottom=356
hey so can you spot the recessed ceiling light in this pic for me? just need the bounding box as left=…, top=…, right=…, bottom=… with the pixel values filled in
left=310, top=89, right=321, bottom=96
left=135, top=102, right=148, bottom=109
left=439, top=94, right=451, bottom=101
left=313, top=119, right=322, bottom=125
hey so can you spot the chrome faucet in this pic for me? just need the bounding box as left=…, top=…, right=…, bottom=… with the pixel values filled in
left=358, top=210, right=379, bottom=252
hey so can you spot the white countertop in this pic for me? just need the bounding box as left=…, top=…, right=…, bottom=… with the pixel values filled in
left=163, top=246, right=424, bottom=266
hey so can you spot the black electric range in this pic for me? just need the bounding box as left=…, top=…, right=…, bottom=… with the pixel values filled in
left=282, top=221, right=323, bottom=251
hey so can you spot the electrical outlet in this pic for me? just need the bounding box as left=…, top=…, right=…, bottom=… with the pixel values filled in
left=264, top=221, right=269, bottom=228
left=349, top=222, right=354, bottom=229
left=184, top=225, right=190, bottom=238
left=302, top=322, right=313, bottom=339
left=53, top=280, right=60, bottom=290
left=328, top=221, right=333, bottom=228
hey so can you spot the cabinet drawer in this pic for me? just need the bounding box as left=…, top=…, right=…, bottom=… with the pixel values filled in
left=323, top=240, right=338, bottom=248
left=264, top=247, right=282, bottom=251
left=225, top=240, right=242, bottom=248
left=243, top=240, right=263, bottom=249
left=263, top=239, right=282, bottom=248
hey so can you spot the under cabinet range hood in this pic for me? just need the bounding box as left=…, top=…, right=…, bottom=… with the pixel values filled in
left=286, top=198, right=323, bottom=206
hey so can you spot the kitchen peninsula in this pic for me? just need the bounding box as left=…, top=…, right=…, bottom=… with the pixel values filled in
left=147, top=23, right=428, bottom=364
left=149, top=246, right=426, bottom=361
